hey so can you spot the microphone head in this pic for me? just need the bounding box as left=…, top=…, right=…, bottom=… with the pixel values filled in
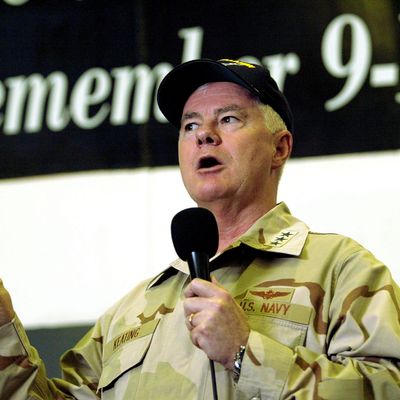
left=171, top=207, right=219, bottom=261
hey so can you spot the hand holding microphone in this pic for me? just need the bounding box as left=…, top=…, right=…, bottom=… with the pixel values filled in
left=171, top=208, right=250, bottom=393
left=183, top=276, right=250, bottom=369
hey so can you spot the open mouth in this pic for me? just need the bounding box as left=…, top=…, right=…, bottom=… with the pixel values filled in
left=198, top=156, right=221, bottom=169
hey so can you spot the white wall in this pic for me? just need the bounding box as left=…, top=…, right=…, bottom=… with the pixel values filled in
left=0, top=150, right=398, bottom=328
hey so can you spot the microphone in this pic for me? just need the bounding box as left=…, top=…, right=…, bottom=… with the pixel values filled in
left=171, top=207, right=219, bottom=281
left=171, top=207, right=219, bottom=400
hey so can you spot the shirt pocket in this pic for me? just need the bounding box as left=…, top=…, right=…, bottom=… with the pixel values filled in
left=98, top=319, right=160, bottom=393
left=245, top=301, right=312, bottom=349
left=249, top=314, right=309, bottom=348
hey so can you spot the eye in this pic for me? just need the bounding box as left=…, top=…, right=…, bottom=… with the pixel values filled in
left=220, top=115, right=239, bottom=124
left=182, top=122, right=199, bottom=132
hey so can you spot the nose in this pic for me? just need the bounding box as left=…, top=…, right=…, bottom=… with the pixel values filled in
left=195, top=127, right=221, bottom=147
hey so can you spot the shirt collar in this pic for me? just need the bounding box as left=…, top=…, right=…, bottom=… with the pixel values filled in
left=148, top=202, right=309, bottom=288
left=232, top=202, right=309, bottom=256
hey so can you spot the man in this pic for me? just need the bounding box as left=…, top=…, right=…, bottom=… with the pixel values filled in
left=1, top=58, right=400, bottom=399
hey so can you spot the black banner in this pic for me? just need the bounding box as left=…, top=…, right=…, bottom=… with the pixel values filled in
left=0, top=0, right=399, bottom=179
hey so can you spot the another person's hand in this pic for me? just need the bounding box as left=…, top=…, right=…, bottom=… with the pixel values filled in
left=0, top=279, right=15, bottom=326
left=183, top=277, right=250, bottom=370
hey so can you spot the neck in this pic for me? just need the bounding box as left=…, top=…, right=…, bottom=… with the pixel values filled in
left=199, top=198, right=277, bottom=253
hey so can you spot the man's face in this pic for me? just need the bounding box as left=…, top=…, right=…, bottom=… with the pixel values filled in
left=178, top=82, right=278, bottom=208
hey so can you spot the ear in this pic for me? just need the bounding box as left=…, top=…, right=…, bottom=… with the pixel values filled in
left=272, top=130, right=293, bottom=169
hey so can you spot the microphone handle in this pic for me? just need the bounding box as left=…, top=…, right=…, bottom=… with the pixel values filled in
left=188, top=252, right=211, bottom=281
left=187, top=251, right=218, bottom=400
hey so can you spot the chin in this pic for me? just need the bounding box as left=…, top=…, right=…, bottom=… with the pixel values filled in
left=191, top=188, right=231, bottom=206
left=185, top=178, right=233, bottom=204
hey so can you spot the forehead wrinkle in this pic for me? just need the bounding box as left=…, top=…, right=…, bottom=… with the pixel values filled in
left=181, top=87, right=255, bottom=127
left=181, top=104, right=245, bottom=123
left=214, top=104, right=245, bottom=117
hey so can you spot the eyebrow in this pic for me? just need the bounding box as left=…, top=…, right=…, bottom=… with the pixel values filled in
left=181, top=111, right=201, bottom=123
left=181, top=104, right=246, bottom=123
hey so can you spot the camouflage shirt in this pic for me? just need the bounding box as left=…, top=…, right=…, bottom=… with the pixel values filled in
left=1, top=202, right=400, bottom=399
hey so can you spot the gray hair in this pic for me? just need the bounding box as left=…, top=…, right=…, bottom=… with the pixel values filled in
left=252, top=98, right=290, bottom=182
left=253, top=98, right=287, bottom=134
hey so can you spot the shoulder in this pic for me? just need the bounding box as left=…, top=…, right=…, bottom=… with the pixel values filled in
left=305, top=231, right=370, bottom=262
left=308, top=232, right=399, bottom=295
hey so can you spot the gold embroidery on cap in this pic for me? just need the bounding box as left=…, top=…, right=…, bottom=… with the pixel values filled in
left=219, top=59, right=256, bottom=69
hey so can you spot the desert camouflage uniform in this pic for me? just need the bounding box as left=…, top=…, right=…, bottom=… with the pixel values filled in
left=1, top=202, right=400, bottom=399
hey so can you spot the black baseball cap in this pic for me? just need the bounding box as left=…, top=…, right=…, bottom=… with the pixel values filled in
left=157, top=58, right=293, bottom=132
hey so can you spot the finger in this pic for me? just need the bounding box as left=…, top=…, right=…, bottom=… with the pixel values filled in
left=185, top=312, right=196, bottom=331
left=211, top=275, right=223, bottom=288
left=183, top=295, right=215, bottom=317
left=184, top=278, right=222, bottom=299
left=183, top=278, right=208, bottom=298
left=190, top=329, right=200, bottom=348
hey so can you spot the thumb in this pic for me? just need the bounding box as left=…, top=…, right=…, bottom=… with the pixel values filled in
left=211, top=275, right=224, bottom=288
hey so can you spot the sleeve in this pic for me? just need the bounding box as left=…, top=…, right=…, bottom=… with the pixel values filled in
left=0, top=315, right=103, bottom=400
left=235, top=247, right=400, bottom=399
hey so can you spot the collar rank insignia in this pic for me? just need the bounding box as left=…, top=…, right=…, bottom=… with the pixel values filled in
left=269, top=230, right=297, bottom=247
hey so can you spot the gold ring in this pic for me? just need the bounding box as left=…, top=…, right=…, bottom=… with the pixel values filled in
left=188, top=313, right=195, bottom=326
